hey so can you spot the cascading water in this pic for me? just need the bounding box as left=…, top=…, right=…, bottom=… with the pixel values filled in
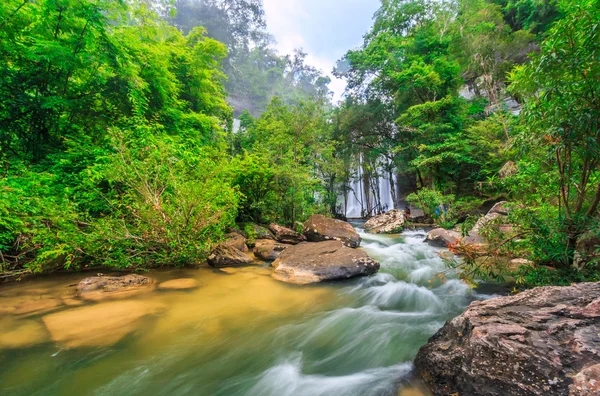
left=235, top=225, right=496, bottom=396
left=342, top=163, right=398, bottom=218
left=0, top=225, right=497, bottom=396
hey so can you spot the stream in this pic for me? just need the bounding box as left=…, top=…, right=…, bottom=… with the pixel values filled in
left=0, top=226, right=493, bottom=395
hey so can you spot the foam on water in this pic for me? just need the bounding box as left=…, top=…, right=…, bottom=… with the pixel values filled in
left=248, top=354, right=412, bottom=396
left=247, top=225, right=473, bottom=394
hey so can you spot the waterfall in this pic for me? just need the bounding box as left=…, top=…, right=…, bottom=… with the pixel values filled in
left=340, top=158, right=398, bottom=218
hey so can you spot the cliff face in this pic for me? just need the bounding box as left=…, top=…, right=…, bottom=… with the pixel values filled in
left=414, top=282, right=600, bottom=396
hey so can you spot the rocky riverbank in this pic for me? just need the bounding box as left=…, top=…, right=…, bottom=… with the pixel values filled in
left=206, top=215, right=380, bottom=285
left=414, top=282, right=600, bottom=395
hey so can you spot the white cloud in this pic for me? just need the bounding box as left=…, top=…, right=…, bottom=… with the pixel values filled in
left=263, top=0, right=376, bottom=102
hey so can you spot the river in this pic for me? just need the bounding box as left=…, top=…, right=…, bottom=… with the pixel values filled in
left=0, top=225, right=493, bottom=395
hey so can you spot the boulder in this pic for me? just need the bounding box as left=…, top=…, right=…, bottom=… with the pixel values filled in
left=425, top=228, right=462, bottom=247
left=224, top=232, right=249, bottom=252
left=253, top=239, right=288, bottom=261
left=470, top=201, right=513, bottom=234
left=76, top=274, right=154, bottom=301
left=364, top=209, right=405, bottom=234
left=573, top=232, right=600, bottom=270
left=271, top=240, right=380, bottom=285
left=489, top=201, right=512, bottom=216
left=42, top=300, right=164, bottom=348
left=414, top=282, right=600, bottom=396
left=269, top=224, right=307, bottom=245
left=303, top=214, right=361, bottom=248
left=158, top=278, right=199, bottom=290
left=207, top=243, right=252, bottom=268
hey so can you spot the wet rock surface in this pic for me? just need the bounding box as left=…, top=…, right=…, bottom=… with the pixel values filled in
left=223, top=232, right=249, bottom=252
left=272, top=240, right=379, bottom=285
left=414, top=282, right=600, bottom=396
left=303, top=214, right=361, bottom=247
left=253, top=239, right=288, bottom=261
left=425, top=228, right=462, bottom=247
left=269, top=224, right=307, bottom=245
left=77, top=274, right=154, bottom=301
left=207, top=243, right=252, bottom=268
left=364, top=209, right=405, bottom=234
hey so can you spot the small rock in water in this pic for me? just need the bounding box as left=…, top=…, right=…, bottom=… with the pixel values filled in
left=207, top=243, right=252, bottom=268
left=76, top=274, right=155, bottom=301
left=364, top=210, right=405, bottom=234
left=158, top=278, right=199, bottom=290
left=219, top=268, right=237, bottom=275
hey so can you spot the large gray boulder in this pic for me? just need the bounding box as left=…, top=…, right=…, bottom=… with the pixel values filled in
left=414, top=282, right=600, bottom=396
left=271, top=240, right=379, bottom=285
left=303, top=214, right=361, bottom=248
left=269, top=224, right=307, bottom=245
left=364, top=209, right=405, bottom=234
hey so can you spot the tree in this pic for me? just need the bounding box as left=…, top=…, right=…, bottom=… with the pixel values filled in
left=509, top=0, right=600, bottom=263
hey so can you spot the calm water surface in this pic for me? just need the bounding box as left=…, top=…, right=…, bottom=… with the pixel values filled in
left=0, top=226, right=490, bottom=395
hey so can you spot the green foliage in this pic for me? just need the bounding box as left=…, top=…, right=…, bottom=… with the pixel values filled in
left=515, top=264, right=600, bottom=288
left=0, top=0, right=237, bottom=276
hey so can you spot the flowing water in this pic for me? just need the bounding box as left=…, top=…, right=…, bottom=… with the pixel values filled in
left=0, top=226, right=492, bottom=396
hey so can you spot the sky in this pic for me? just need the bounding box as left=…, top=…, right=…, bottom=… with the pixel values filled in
left=263, top=0, right=381, bottom=103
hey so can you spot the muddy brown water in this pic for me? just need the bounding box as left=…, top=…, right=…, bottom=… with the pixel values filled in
left=0, top=227, right=495, bottom=395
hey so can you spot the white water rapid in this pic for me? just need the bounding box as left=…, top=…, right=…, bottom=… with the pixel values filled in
left=243, top=225, right=495, bottom=396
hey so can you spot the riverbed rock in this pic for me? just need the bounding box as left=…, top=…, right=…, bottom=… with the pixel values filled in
left=414, top=282, right=600, bottom=396
left=42, top=300, right=165, bottom=348
left=269, top=224, right=307, bottom=245
left=425, top=228, right=462, bottom=247
left=364, top=209, right=405, bottom=234
left=470, top=201, right=513, bottom=234
left=224, top=232, right=249, bottom=252
left=207, top=243, right=252, bottom=268
left=271, top=240, right=380, bottom=285
left=76, top=274, right=155, bottom=301
left=158, top=278, right=199, bottom=290
left=303, top=214, right=361, bottom=248
left=253, top=239, right=288, bottom=261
